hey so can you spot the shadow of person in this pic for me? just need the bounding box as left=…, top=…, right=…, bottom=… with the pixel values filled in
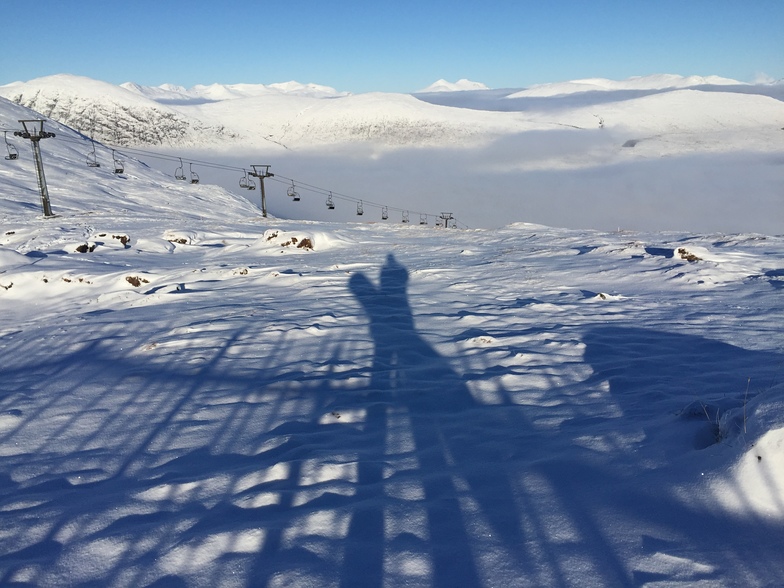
left=349, top=253, right=474, bottom=412
left=343, top=254, right=523, bottom=587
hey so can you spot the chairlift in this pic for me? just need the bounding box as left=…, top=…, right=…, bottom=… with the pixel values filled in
left=326, top=191, right=335, bottom=210
left=112, top=150, right=124, bottom=174
left=356, top=201, right=364, bottom=216
left=287, top=181, right=300, bottom=202
left=381, top=206, right=389, bottom=220
left=174, top=158, right=186, bottom=180
left=402, top=210, right=410, bottom=223
left=240, top=170, right=251, bottom=190
left=240, top=170, right=256, bottom=190
left=419, top=214, right=428, bottom=225
left=86, top=139, right=100, bottom=168
left=190, top=163, right=199, bottom=184
left=3, top=132, right=18, bottom=160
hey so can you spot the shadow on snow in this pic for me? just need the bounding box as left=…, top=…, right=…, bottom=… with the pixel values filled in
left=1, top=255, right=783, bottom=587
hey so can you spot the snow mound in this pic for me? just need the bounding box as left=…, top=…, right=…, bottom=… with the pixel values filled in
left=0, top=247, right=33, bottom=269
left=709, top=383, right=784, bottom=518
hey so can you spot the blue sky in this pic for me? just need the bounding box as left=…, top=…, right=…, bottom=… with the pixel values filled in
left=2, top=0, right=781, bottom=92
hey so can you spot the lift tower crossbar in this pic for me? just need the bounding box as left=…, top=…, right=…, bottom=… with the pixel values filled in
left=15, top=120, right=56, bottom=217
left=439, top=212, right=455, bottom=229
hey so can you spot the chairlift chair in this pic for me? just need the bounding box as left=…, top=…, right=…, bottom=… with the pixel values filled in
left=326, top=192, right=335, bottom=210
left=190, top=163, right=199, bottom=184
left=3, top=132, right=18, bottom=160
left=112, top=150, right=124, bottom=174
left=174, top=158, right=186, bottom=180
left=239, top=171, right=249, bottom=189
left=381, top=206, right=389, bottom=220
left=246, top=177, right=256, bottom=190
left=86, top=140, right=100, bottom=168
left=356, top=201, right=364, bottom=216
left=420, top=214, right=428, bottom=225
left=287, top=181, right=300, bottom=202
left=402, top=211, right=410, bottom=223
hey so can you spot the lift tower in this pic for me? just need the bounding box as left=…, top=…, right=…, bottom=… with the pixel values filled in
left=439, top=212, right=455, bottom=229
left=249, top=165, right=274, bottom=217
left=15, top=120, right=55, bottom=217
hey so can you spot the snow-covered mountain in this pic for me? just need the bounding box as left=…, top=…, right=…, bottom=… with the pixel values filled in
left=0, top=75, right=518, bottom=149
left=417, top=78, right=490, bottom=92
left=0, top=75, right=240, bottom=147
left=509, top=73, right=743, bottom=98
left=1, top=88, right=784, bottom=588
left=2, top=73, right=782, bottom=234
left=2, top=73, right=782, bottom=157
left=121, top=80, right=350, bottom=103
left=0, top=94, right=258, bottom=219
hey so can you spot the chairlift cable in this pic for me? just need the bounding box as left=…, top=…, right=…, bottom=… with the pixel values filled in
left=19, top=133, right=462, bottom=226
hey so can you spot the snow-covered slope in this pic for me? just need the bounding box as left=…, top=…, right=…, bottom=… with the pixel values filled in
left=0, top=75, right=241, bottom=147
left=0, top=95, right=259, bottom=220
left=1, top=89, right=783, bottom=586
left=183, top=90, right=546, bottom=149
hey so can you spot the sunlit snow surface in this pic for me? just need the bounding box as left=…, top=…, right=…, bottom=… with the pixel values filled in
left=1, top=95, right=784, bottom=588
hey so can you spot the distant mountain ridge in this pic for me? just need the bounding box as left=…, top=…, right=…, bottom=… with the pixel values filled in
left=1, top=73, right=781, bottom=154
left=508, top=74, right=744, bottom=98
left=0, top=74, right=239, bottom=147
left=120, top=80, right=350, bottom=103
left=417, top=79, right=490, bottom=93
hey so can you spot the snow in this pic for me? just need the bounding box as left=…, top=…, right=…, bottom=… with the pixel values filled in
left=120, top=80, right=350, bottom=103
left=417, top=79, right=490, bottom=93
left=1, top=87, right=784, bottom=587
left=3, top=73, right=782, bottom=234
left=507, top=74, right=744, bottom=98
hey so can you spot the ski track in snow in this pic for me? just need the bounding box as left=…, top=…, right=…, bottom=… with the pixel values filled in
left=1, top=80, right=784, bottom=587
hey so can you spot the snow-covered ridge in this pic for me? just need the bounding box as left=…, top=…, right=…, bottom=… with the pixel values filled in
left=0, top=74, right=240, bottom=147
left=417, top=78, right=490, bottom=93
left=508, top=73, right=744, bottom=98
left=0, top=74, right=537, bottom=150
left=121, top=80, right=350, bottom=103
left=2, top=72, right=783, bottom=162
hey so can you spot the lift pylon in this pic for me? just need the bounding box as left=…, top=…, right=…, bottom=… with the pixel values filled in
left=15, top=120, right=56, bottom=217
left=249, top=165, right=274, bottom=217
